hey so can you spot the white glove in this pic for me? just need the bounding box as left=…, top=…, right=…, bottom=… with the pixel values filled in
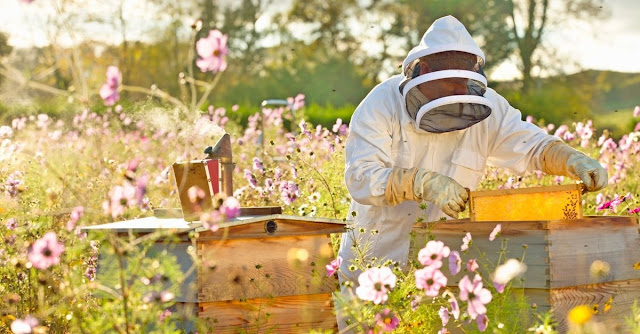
left=566, top=153, right=608, bottom=191
left=541, top=141, right=608, bottom=192
left=413, top=169, right=468, bottom=219
left=384, top=167, right=468, bottom=218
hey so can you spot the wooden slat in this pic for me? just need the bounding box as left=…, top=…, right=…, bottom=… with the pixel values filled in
left=420, top=219, right=548, bottom=233
left=240, top=206, right=283, bottom=215
left=469, top=184, right=583, bottom=222
left=548, top=220, right=640, bottom=288
left=550, top=278, right=640, bottom=333
left=197, top=219, right=346, bottom=240
left=198, top=293, right=337, bottom=333
left=198, top=235, right=337, bottom=302
left=410, top=227, right=550, bottom=288
left=153, top=207, right=283, bottom=219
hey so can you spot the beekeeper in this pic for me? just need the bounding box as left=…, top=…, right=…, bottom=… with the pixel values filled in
left=337, top=14, right=607, bottom=327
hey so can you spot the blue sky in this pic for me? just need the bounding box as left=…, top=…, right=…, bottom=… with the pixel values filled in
left=1, top=0, right=639, bottom=81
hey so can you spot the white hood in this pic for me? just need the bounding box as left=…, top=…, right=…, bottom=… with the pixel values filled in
left=402, top=15, right=485, bottom=72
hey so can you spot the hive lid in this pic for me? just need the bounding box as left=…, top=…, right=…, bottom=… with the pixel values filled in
left=81, top=216, right=192, bottom=233
left=82, top=213, right=346, bottom=237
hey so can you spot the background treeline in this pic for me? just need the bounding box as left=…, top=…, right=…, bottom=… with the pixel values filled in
left=1, top=0, right=639, bottom=135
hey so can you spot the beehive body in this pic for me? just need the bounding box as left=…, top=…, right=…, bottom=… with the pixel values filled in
left=411, top=215, right=640, bottom=333
left=87, top=213, right=345, bottom=333
left=195, top=215, right=343, bottom=333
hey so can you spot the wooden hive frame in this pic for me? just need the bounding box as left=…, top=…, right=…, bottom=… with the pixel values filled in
left=469, top=184, right=584, bottom=222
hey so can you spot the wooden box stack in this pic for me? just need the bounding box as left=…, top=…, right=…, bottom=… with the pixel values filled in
left=86, top=210, right=345, bottom=333
left=411, top=184, right=640, bottom=332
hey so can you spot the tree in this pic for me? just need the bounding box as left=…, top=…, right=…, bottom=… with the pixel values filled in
left=507, top=0, right=609, bottom=92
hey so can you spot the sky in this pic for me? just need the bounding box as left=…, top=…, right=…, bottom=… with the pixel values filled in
left=1, top=0, right=639, bottom=81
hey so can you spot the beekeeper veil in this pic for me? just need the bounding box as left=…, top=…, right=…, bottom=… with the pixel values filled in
left=399, top=16, right=493, bottom=133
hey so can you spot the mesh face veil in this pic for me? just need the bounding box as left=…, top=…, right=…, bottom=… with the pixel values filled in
left=399, top=55, right=493, bottom=133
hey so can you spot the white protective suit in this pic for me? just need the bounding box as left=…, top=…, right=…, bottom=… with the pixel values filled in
left=338, top=15, right=560, bottom=286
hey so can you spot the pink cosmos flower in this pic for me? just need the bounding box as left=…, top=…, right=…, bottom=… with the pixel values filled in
left=554, top=125, right=568, bottom=138
left=158, top=309, right=172, bottom=322
left=489, top=224, right=501, bottom=241
left=279, top=181, right=299, bottom=205
left=449, top=251, right=461, bottom=275
left=244, top=169, right=258, bottom=188
left=595, top=193, right=604, bottom=205
left=28, top=232, right=65, bottom=270
left=629, top=207, right=640, bottom=214
left=103, top=182, right=137, bottom=218
left=467, top=259, right=479, bottom=272
left=375, top=308, right=399, bottom=332
left=418, top=240, right=450, bottom=268
left=200, top=210, right=222, bottom=232
left=355, top=266, right=397, bottom=304
left=252, top=157, right=264, bottom=172
left=458, top=274, right=492, bottom=319
left=326, top=256, right=342, bottom=277
left=461, top=232, right=472, bottom=251
left=415, top=266, right=448, bottom=297
left=99, top=66, right=121, bottom=106
left=287, top=94, right=306, bottom=111
left=449, top=295, right=460, bottom=319
left=195, top=30, right=228, bottom=73
left=66, top=206, right=84, bottom=231
left=477, top=314, right=489, bottom=332
left=11, top=316, right=38, bottom=334
left=332, top=118, right=343, bottom=133
left=554, top=175, right=564, bottom=185
left=438, top=306, right=450, bottom=326
left=494, top=281, right=505, bottom=293
left=563, top=131, right=575, bottom=141
left=220, top=196, right=241, bottom=219
left=634, top=105, right=640, bottom=118
left=5, top=218, right=17, bottom=230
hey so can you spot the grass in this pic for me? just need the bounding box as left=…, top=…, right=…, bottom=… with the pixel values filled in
left=592, top=108, right=636, bottom=139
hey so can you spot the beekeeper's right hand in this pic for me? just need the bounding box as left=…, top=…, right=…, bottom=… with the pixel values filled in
left=384, top=167, right=468, bottom=218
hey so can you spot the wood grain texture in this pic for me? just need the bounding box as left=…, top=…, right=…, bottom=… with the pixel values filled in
left=198, top=293, right=337, bottom=333
left=198, top=235, right=337, bottom=302
left=548, top=222, right=640, bottom=288
left=469, top=185, right=582, bottom=222
left=550, top=278, right=640, bottom=333
left=197, top=219, right=346, bottom=240
left=410, top=227, right=550, bottom=288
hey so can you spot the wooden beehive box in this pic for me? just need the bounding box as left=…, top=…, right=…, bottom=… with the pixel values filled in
left=85, top=211, right=345, bottom=333
left=411, top=185, right=640, bottom=333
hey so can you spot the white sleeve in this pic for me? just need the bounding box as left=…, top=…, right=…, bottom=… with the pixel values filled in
left=344, top=90, right=395, bottom=207
left=486, top=91, right=561, bottom=175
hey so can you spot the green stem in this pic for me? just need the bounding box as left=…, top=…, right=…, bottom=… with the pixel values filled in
left=120, top=84, right=188, bottom=112
left=195, top=71, right=223, bottom=112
